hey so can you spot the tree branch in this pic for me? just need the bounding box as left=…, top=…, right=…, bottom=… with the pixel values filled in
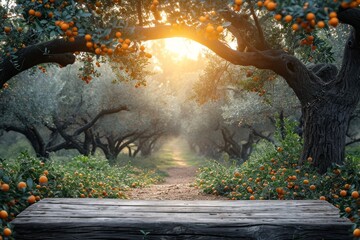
left=73, top=106, right=128, bottom=135
left=1, top=25, right=293, bottom=86
left=247, top=0, right=268, bottom=50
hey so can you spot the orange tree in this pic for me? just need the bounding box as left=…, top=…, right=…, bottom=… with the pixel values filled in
left=1, top=0, right=360, bottom=173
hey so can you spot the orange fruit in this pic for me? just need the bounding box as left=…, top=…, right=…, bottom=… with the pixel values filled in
left=3, top=228, right=11, bottom=237
left=206, top=25, right=214, bottom=33
left=307, top=35, right=314, bottom=42
left=309, top=185, right=316, bottom=190
left=319, top=196, right=326, bottom=200
left=4, top=27, right=11, bottom=33
left=284, top=15, right=293, bottom=23
left=39, top=175, right=48, bottom=184
left=28, top=195, right=36, bottom=204
left=65, top=30, right=72, bottom=36
left=60, top=23, right=69, bottom=31
left=329, top=11, right=337, bottom=18
left=276, top=187, right=284, bottom=194
left=341, top=1, right=349, bottom=8
left=95, top=48, right=102, bottom=54
left=354, top=228, right=360, bottom=237
left=216, top=25, right=224, bottom=33
left=0, top=210, right=8, bottom=219
left=340, top=190, right=347, bottom=197
left=84, top=34, right=92, bottom=41
left=235, top=0, right=242, bottom=5
left=317, top=21, right=325, bottom=28
left=292, top=23, right=299, bottom=31
left=35, top=11, right=42, bottom=17
left=345, top=207, right=351, bottom=213
left=306, top=12, right=315, bottom=21
left=140, top=45, right=145, bottom=51
left=86, top=42, right=93, bottom=48
left=249, top=195, right=255, bottom=200
left=115, top=32, right=121, bottom=38
left=351, top=191, right=359, bottom=199
left=121, top=43, right=129, bottom=50
left=18, top=181, right=27, bottom=189
left=257, top=1, right=263, bottom=7
left=199, top=16, right=206, bottom=22
left=328, top=17, right=339, bottom=27
left=303, top=179, right=309, bottom=185
left=48, top=12, right=53, bottom=18
left=28, top=9, right=35, bottom=15
left=266, top=2, right=277, bottom=11
left=274, top=14, right=282, bottom=21
left=1, top=184, right=9, bottom=192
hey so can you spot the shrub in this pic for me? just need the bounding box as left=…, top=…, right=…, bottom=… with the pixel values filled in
left=196, top=118, right=360, bottom=236
left=0, top=152, right=162, bottom=239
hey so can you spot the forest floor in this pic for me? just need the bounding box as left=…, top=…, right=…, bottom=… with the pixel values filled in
left=128, top=139, right=227, bottom=200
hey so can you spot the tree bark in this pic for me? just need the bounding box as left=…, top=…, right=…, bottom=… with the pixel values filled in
left=301, top=103, right=354, bottom=173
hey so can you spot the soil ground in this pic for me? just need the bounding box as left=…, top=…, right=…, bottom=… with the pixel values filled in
left=128, top=139, right=227, bottom=200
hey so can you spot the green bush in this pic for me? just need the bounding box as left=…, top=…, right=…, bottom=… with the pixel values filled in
left=0, top=152, right=162, bottom=239
left=196, top=118, right=360, bottom=238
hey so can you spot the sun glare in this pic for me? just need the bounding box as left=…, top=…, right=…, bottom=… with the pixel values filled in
left=163, top=38, right=206, bottom=60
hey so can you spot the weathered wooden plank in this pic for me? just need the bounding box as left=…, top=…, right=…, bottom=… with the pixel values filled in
left=13, top=220, right=352, bottom=240
left=39, top=198, right=337, bottom=208
left=18, top=208, right=342, bottom=218
left=26, top=200, right=339, bottom=213
left=12, top=199, right=353, bottom=240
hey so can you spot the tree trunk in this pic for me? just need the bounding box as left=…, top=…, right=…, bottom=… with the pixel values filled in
left=301, top=103, right=354, bottom=173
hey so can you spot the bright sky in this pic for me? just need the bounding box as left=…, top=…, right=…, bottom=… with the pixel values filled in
left=163, top=37, right=206, bottom=60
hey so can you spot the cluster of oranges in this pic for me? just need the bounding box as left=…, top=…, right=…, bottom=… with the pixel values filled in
left=289, top=11, right=339, bottom=32
left=55, top=21, right=78, bottom=42
left=197, top=12, right=224, bottom=40
left=196, top=152, right=360, bottom=238
left=149, top=0, right=161, bottom=21
left=242, top=1, right=359, bottom=33
left=232, top=0, right=244, bottom=11
left=257, top=0, right=277, bottom=11
left=0, top=167, right=49, bottom=238
left=299, top=35, right=317, bottom=51
left=28, top=9, right=44, bottom=18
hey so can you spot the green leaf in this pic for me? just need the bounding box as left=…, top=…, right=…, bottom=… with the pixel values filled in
left=26, top=178, right=34, bottom=189
left=81, top=12, right=92, bottom=17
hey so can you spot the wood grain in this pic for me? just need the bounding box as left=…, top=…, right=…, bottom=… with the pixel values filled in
left=12, top=198, right=353, bottom=240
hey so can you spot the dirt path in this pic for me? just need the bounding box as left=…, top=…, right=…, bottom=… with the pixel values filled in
left=128, top=140, right=227, bottom=200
